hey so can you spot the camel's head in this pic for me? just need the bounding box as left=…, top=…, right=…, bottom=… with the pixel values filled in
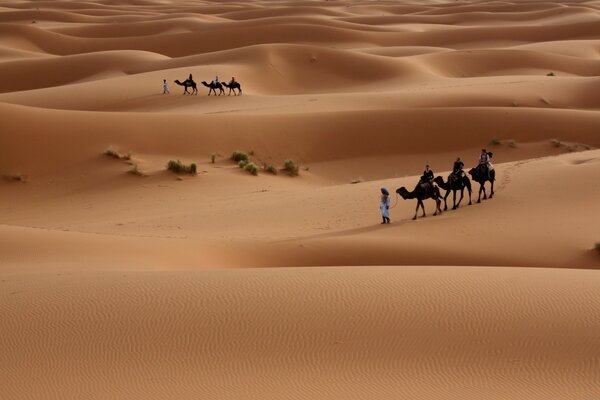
left=468, top=168, right=476, bottom=176
left=433, top=176, right=444, bottom=185
left=174, top=80, right=181, bottom=84
left=396, top=187, right=409, bottom=199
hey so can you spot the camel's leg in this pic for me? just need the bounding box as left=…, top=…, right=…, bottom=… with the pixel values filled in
left=482, top=183, right=488, bottom=200
left=452, top=190, right=457, bottom=210
left=420, top=200, right=426, bottom=218
left=490, top=179, right=494, bottom=198
left=477, top=185, right=483, bottom=203
left=467, top=185, right=472, bottom=205
left=413, top=201, right=420, bottom=220
left=442, top=190, right=449, bottom=211
left=455, top=188, right=464, bottom=209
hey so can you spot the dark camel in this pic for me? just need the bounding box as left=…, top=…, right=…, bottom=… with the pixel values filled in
left=174, top=79, right=197, bottom=95
left=396, top=182, right=443, bottom=220
left=201, top=81, right=225, bottom=96
left=469, top=165, right=495, bottom=203
left=434, top=174, right=472, bottom=210
left=222, top=81, right=242, bottom=96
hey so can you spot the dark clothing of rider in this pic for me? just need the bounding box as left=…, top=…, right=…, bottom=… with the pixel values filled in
left=420, top=169, right=434, bottom=185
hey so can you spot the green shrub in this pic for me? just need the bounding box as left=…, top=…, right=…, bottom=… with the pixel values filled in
left=4, top=174, right=26, bottom=182
left=167, top=160, right=196, bottom=174
left=508, top=139, right=517, bottom=148
left=211, top=153, right=216, bottom=164
left=265, top=164, right=278, bottom=175
left=244, top=162, right=259, bottom=175
left=547, top=72, right=555, bottom=76
left=104, top=148, right=132, bottom=160
left=231, top=151, right=248, bottom=163
left=129, top=164, right=144, bottom=176
left=550, top=139, right=561, bottom=148
left=283, top=159, right=299, bottom=176
left=238, top=160, right=248, bottom=168
left=489, top=137, right=501, bottom=146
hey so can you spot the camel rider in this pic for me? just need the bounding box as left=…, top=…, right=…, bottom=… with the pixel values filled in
left=230, top=77, right=236, bottom=84
left=213, top=76, right=219, bottom=85
left=452, top=157, right=464, bottom=178
left=420, top=165, right=434, bottom=186
left=478, top=149, right=493, bottom=179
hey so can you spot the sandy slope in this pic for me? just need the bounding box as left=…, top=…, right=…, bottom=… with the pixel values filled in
left=2, top=267, right=600, bottom=399
left=1, top=0, right=600, bottom=398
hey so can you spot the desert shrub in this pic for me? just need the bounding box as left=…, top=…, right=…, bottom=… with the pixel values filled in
left=238, top=160, right=248, bottom=168
left=508, top=139, right=517, bottom=148
left=283, top=159, right=299, bottom=176
left=265, top=164, right=278, bottom=175
left=4, top=174, right=26, bottom=182
left=350, top=178, right=363, bottom=184
left=550, top=139, right=561, bottom=148
left=595, top=241, right=600, bottom=253
left=104, top=148, right=121, bottom=158
left=167, top=160, right=196, bottom=174
left=512, top=101, right=519, bottom=107
left=104, top=148, right=132, bottom=160
left=231, top=151, right=248, bottom=163
left=547, top=72, right=555, bottom=76
left=489, top=137, right=501, bottom=146
left=244, top=162, right=259, bottom=176
left=211, top=153, right=216, bottom=164
left=129, top=164, right=144, bottom=176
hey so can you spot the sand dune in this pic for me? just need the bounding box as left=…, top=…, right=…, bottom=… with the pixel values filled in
left=1, top=0, right=599, bottom=398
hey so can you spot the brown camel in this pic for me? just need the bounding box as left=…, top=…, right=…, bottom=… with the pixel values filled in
left=222, top=81, right=242, bottom=96
left=434, top=174, right=472, bottom=210
left=396, top=182, right=443, bottom=220
left=201, top=81, right=225, bottom=96
left=174, top=79, right=197, bottom=95
left=468, top=165, right=495, bottom=203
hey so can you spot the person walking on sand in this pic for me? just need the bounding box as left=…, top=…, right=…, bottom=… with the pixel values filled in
left=162, top=79, right=170, bottom=94
left=380, top=188, right=391, bottom=224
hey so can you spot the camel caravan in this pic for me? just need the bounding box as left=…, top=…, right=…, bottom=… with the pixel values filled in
left=171, top=74, right=242, bottom=96
left=381, top=149, right=495, bottom=222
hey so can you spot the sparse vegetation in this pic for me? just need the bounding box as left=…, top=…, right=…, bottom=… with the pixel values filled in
left=489, top=137, right=501, bottom=146
left=4, top=174, right=27, bottom=182
left=547, top=72, right=555, bottom=76
left=551, top=139, right=562, bottom=148
left=238, top=159, right=248, bottom=168
left=104, top=148, right=132, bottom=160
left=283, top=159, right=299, bottom=176
left=211, top=153, right=217, bottom=164
left=508, top=139, right=517, bottom=148
left=231, top=151, right=248, bottom=163
left=167, top=160, right=197, bottom=174
left=595, top=241, right=600, bottom=253
left=244, top=162, right=259, bottom=176
left=265, top=164, right=278, bottom=175
left=248, top=150, right=255, bottom=156
left=512, top=101, right=519, bottom=107
left=350, top=178, right=363, bottom=184
left=128, top=164, right=144, bottom=176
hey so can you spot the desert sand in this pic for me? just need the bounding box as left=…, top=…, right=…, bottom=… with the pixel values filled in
left=1, top=0, right=599, bottom=398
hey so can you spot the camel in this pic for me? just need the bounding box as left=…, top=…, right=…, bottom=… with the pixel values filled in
left=201, top=81, right=225, bottom=96
left=222, top=81, right=242, bottom=96
left=396, top=182, right=443, bottom=220
left=468, top=164, right=495, bottom=203
left=434, top=174, right=472, bottom=210
left=174, top=79, right=197, bottom=95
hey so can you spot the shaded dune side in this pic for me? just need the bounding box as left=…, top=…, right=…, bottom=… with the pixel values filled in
left=1, top=267, right=600, bottom=400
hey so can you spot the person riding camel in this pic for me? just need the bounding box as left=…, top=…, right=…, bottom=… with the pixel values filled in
left=420, top=165, right=434, bottom=185
left=213, top=76, right=219, bottom=85
left=230, top=76, right=236, bottom=84
left=478, top=149, right=493, bottom=179
left=452, top=157, right=464, bottom=180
